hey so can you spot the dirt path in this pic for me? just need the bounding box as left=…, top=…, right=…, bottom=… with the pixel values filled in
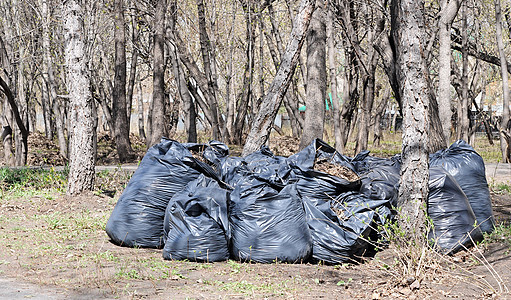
left=0, top=278, right=110, bottom=299
left=486, top=163, right=511, bottom=184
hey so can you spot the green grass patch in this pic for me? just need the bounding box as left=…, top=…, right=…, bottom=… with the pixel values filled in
left=484, top=224, right=511, bottom=247
left=0, top=167, right=68, bottom=192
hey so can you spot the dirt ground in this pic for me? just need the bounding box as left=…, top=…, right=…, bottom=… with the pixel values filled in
left=0, top=183, right=509, bottom=299
left=0, top=133, right=510, bottom=299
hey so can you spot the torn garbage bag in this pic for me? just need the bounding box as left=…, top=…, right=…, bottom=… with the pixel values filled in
left=163, top=175, right=230, bottom=262
left=105, top=138, right=217, bottom=248
left=229, top=177, right=312, bottom=263
left=428, top=166, right=484, bottom=254
left=430, top=140, right=495, bottom=233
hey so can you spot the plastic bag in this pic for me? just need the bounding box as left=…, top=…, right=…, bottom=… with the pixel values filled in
left=162, top=175, right=230, bottom=262
left=105, top=138, right=217, bottom=248
left=303, top=190, right=389, bottom=264
left=430, top=140, right=495, bottom=233
left=219, top=146, right=289, bottom=188
left=428, top=166, right=484, bottom=254
left=358, top=165, right=401, bottom=208
left=229, top=177, right=312, bottom=263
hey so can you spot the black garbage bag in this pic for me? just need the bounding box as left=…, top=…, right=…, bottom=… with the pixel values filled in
left=287, top=139, right=358, bottom=174
left=428, top=166, right=484, bottom=254
left=358, top=165, right=401, bottom=208
left=303, top=191, right=389, bottom=264
left=185, top=140, right=230, bottom=174
left=289, top=139, right=361, bottom=207
left=229, top=177, right=312, bottom=263
left=219, top=146, right=289, bottom=188
left=163, top=175, right=230, bottom=262
left=351, top=150, right=401, bottom=174
left=430, top=140, right=495, bottom=233
left=105, top=138, right=217, bottom=248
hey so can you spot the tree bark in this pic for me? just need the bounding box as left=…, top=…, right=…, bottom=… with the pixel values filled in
left=147, top=0, right=168, bottom=147
left=495, top=0, right=511, bottom=162
left=266, top=2, right=304, bottom=138
left=437, top=0, right=462, bottom=146
left=169, top=0, right=196, bottom=143
left=224, top=0, right=237, bottom=142
left=197, top=0, right=222, bottom=140
left=338, top=52, right=359, bottom=153
left=392, top=0, right=429, bottom=243
left=458, top=0, right=469, bottom=142
left=137, top=76, right=146, bottom=140
left=372, top=87, right=390, bottom=146
left=327, top=5, right=342, bottom=152
left=63, top=0, right=95, bottom=195
left=40, top=0, right=68, bottom=158
left=242, top=0, right=315, bottom=156
left=41, top=0, right=54, bottom=139
left=300, top=3, right=326, bottom=149
left=126, top=21, right=139, bottom=135
left=233, top=0, right=256, bottom=145
left=112, top=0, right=133, bottom=162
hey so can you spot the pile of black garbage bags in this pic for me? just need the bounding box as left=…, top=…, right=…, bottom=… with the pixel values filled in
left=105, top=138, right=495, bottom=264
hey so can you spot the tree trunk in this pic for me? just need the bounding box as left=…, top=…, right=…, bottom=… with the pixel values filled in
left=169, top=0, right=196, bottom=143
left=40, top=0, right=54, bottom=140
left=458, top=0, right=469, bottom=142
left=112, top=0, right=133, bottom=162
left=1, top=98, right=15, bottom=166
left=327, top=5, right=342, bottom=153
left=338, top=57, right=358, bottom=153
left=63, top=0, right=95, bottom=195
left=372, top=87, right=390, bottom=146
left=0, top=75, right=28, bottom=167
left=147, top=0, right=168, bottom=147
left=224, top=1, right=237, bottom=142
left=137, top=76, right=146, bottom=140
left=233, top=1, right=256, bottom=145
left=242, top=0, right=315, bottom=156
left=437, top=0, right=462, bottom=146
left=40, top=0, right=68, bottom=159
left=126, top=17, right=139, bottom=132
left=392, top=0, right=429, bottom=243
left=14, top=44, right=28, bottom=166
left=265, top=4, right=304, bottom=138
left=197, top=0, right=222, bottom=140
left=300, top=4, right=326, bottom=149
left=495, top=0, right=511, bottom=162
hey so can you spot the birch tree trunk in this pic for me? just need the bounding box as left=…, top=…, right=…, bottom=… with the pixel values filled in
left=300, top=3, right=326, bottom=149
left=495, top=0, right=511, bottom=162
left=64, top=0, right=95, bottom=195
left=392, top=0, right=429, bottom=242
left=242, top=0, right=315, bottom=156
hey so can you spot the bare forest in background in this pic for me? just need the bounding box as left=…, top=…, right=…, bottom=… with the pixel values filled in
left=1, top=0, right=511, bottom=187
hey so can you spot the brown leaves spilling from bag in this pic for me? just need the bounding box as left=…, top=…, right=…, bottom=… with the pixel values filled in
left=314, top=158, right=360, bottom=182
